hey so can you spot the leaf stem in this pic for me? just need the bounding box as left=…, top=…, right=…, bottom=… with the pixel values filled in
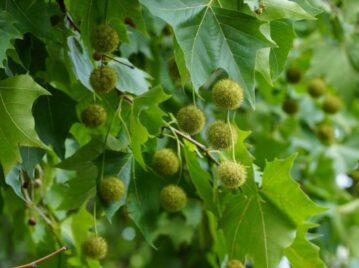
left=164, top=126, right=220, bottom=165
left=12, top=246, right=68, bottom=268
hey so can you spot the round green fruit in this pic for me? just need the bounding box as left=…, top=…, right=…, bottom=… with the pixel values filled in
left=81, top=104, right=107, bottom=128
left=82, top=236, right=108, bottom=259
left=307, top=78, right=326, bottom=98
left=212, top=79, right=244, bottom=110
left=160, top=184, right=187, bottom=212
left=282, top=99, right=299, bottom=115
left=316, top=123, right=334, bottom=143
left=227, top=259, right=245, bottom=268
left=286, top=67, right=302, bottom=84
left=218, top=161, right=247, bottom=189
left=207, top=121, right=237, bottom=149
left=99, top=176, right=125, bottom=204
left=91, top=24, right=119, bottom=53
left=322, top=96, right=341, bottom=114
left=90, top=65, right=117, bottom=93
left=153, top=148, right=180, bottom=176
left=176, top=105, right=206, bottom=135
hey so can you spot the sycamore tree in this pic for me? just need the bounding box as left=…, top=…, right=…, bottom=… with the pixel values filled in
left=1, top=0, right=359, bottom=267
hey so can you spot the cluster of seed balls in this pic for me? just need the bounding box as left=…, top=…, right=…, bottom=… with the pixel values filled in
left=81, top=24, right=120, bottom=129
left=284, top=67, right=342, bottom=143
left=153, top=79, right=248, bottom=216
left=80, top=24, right=125, bottom=260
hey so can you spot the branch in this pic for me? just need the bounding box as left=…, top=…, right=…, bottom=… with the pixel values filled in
left=164, top=126, right=220, bottom=165
left=12, top=246, right=68, bottom=268
left=56, top=0, right=81, bottom=32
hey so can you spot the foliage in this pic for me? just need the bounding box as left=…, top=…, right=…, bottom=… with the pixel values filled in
left=0, top=0, right=359, bottom=267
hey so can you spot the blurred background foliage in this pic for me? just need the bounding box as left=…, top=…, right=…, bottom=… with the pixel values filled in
left=0, top=0, right=359, bottom=267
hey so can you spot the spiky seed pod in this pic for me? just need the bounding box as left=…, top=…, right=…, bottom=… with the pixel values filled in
left=91, top=24, right=119, bottom=54
left=322, top=96, right=341, bottom=114
left=218, top=161, right=247, bottom=189
left=83, top=236, right=108, bottom=259
left=176, top=105, right=206, bottom=135
left=160, top=184, right=187, bottom=213
left=90, top=66, right=117, bottom=93
left=307, top=78, right=326, bottom=98
left=212, top=79, right=244, bottom=110
left=99, top=176, right=125, bottom=204
left=207, top=121, right=237, bottom=149
left=286, top=67, right=302, bottom=84
left=227, top=259, right=245, bottom=268
left=153, top=148, right=180, bottom=176
left=316, top=123, right=334, bottom=143
left=81, top=104, right=107, bottom=128
left=282, top=99, right=299, bottom=115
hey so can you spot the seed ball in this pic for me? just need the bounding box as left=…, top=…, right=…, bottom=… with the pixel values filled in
left=90, top=66, right=117, bottom=93
left=218, top=161, right=247, bottom=189
left=316, top=123, right=334, bottom=143
left=81, top=104, right=107, bottom=128
left=99, top=176, right=125, bottom=204
left=282, top=99, right=299, bottom=115
left=322, top=96, right=341, bottom=114
left=176, top=105, right=206, bottom=135
left=153, top=148, right=180, bottom=176
left=28, top=217, right=37, bottom=226
left=212, top=79, right=244, bottom=110
left=82, top=236, right=108, bottom=259
left=307, top=78, right=326, bottom=98
left=286, top=67, right=302, bottom=84
left=160, top=184, right=187, bottom=213
left=91, top=24, right=119, bottom=54
left=227, top=259, right=245, bottom=268
left=207, top=121, right=237, bottom=150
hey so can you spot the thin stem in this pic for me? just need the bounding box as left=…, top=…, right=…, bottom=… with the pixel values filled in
left=164, top=126, right=220, bottom=165
left=103, top=55, right=135, bottom=69
left=227, top=110, right=236, bottom=161
left=12, top=246, right=68, bottom=268
left=94, top=201, right=98, bottom=235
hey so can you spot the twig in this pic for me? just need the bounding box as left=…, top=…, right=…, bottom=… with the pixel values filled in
left=103, top=55, right=135, bottom=69
left=164, top=126, right=220, bottom=165
left=56, top=0, right=81, bottom=32
left=12, top=246, right=68, bottom=268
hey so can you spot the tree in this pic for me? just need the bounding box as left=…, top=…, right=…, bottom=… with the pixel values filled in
left=0, top=0, right=358, bottom=267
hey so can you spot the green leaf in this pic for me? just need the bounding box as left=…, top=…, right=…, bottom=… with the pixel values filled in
left=33, top=88, right=77, bottom=159
left=2, top=0, right=56, bottom=39
left=0, top=11, right=22, bottom=68
left=141, top=0, right=271, bottom=105
left=307, top=42, right=359, bottom=102
left=127, top=164, right=163, bottom=248
left=260, top=0, right=315, bottom=21
left=183, top=144, right=217, bottom=213
left=130, top=86, right=170, bottom=167
left=109, top=57, right=152, bottom=95
left=221, top=155, right=325, bottom=268
left=0, top=75, right=49, bottom=175
left=285, top=224, right=326, bottom=268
